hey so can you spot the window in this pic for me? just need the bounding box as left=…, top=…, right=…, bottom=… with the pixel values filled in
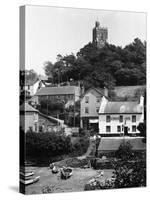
left=85, top=96, right=89, bottom=103
left=96, top=107, right=99, bottom=113
left=106, top=115, right=111, bottom=122
left=132, top=126, right=136, bottom=132
left=106, top=126, right=111, bottom=132
left=117, top=126, right=121, bottom=132
left=85, top=107, right=89, bottom=114
left=132, top=115, right=136, bottom=122
left=39, top=126, right=43, bottom=132
left=119, top=115, right=123, bottom=122
left=96, top=97, right=100, bottom=103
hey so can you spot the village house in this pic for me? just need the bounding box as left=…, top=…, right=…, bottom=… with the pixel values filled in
left=34, top=85, right=81, bottom=105
left=20, top=102, right=64, bottom=133
left=98, top=96, right=144, bottom=136
left=80, top=87, right=108, bottom=130
left=20, top=72, right=48, bottom=98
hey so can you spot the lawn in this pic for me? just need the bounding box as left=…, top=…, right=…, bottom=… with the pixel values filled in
left=24, top=167, right=113, bottom=194
left=98, top=137, right=146, bottom=151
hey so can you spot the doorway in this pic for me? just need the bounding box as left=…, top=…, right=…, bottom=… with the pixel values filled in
left=124, top=126, right=128, bottom=136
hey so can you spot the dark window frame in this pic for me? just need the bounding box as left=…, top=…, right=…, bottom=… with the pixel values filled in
left=119, top=115, right=123, bottom=122
left=106, top=126, right=111, bottom=132
left=96, top=97, right=100, bottom=103
left=85, top=107, right=89, bottom=114
left=96, top=107, right=99, bottom=113
left=117, top=125, right=121, bottom=132
left=132, top=125, right=136, bottom=132
left=132, top=115, right=136, bottom=122
left=106, top=115, right=111, bottom=122
left=85, top=96, right=89, bottom=103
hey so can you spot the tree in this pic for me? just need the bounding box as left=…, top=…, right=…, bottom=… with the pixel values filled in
left=43, top=61, right=54, bottom=79
left=115, top=142, right=133, bottom=160
left=42, top=38, right=146, bottom=89
left=25, top=69, right=38, bottom=82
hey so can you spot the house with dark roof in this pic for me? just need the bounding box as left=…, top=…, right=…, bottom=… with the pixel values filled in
left=20, top=102, right=64, bottom=133
left=80, top=87, right=108, bottom=130
left=98, top=96, right=144, bottom=136
left=34, top=85, right=81, bottom=105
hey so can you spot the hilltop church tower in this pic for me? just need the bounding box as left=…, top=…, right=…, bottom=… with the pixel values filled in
left=92, top=21, right=108, bottom=48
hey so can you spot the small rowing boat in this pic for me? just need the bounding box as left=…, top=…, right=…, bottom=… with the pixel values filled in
left=20, top=176, right=40, bottom=185
left=20, top=171, right=34, bottom=177
left=60, top=167, right=73, bottom=179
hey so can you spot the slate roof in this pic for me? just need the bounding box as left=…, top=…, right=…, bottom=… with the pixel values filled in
left=20, top=102, right=38, bottom=112
left=103, top=101, right=142, bottom=114
left=20, top=102, right=62, bottom=125
left=81, top=87, right=107, bottom=99
left=35, top=86, right=77, bottom=96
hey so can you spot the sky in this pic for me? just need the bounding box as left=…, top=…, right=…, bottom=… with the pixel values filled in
left=25, top=5, right=146, bottom=75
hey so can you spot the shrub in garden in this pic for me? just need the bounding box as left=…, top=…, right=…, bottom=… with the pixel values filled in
left=113, top=160, right=146, bottom=188
left=26, top=131, right=73, bottom=162
left=115, top=141, right=133, bottom=160
left=42, top=185, right=53, bottom=193
left=72, top=136, right=90, bottom=156
left=26, top=131, right=89, bottom=163
left=84, top=160, right=146, bottom=190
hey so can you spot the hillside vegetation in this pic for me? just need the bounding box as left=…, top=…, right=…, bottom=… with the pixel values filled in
left=44, top=38, right=146, bottom=90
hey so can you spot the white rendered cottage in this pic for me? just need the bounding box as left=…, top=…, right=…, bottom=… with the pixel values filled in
left=98, top=96, right=144, bottom=136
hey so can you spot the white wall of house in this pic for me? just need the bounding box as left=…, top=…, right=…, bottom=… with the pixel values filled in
left=20, top=112, right=39, bottom=132
left=81, top=92, right=101, bottom=118
left=33, top=81, right=40, bottom=95
left=74, top=86, right=81, bottom=101
left=23, top=80, right=43, bottom=97
left=99, top=113, right=144, bottom=135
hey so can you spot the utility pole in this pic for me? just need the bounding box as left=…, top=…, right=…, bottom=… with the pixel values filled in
left=73, top=90, right=75, bottom=127
left=47, top=96, right=49, bottom=115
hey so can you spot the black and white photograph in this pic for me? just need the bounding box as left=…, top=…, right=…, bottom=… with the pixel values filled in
left=19, top=5, right=146, bottom=195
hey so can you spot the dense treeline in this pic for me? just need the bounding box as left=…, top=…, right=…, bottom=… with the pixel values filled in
left=44, top=38, right=146, bottom=89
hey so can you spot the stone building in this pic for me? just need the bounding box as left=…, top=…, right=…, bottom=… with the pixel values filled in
left=92, top=21, right=108, bottom=48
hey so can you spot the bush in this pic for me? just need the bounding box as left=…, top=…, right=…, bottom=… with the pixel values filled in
left=84, top=160, right=146, bottom=190
left=113, top=160, right=146, bottom=188
left=42, top=185, right=53, bottom=193
left=26, top=132, right=89, bottom=164
left=137, top=122, right=146, bottom=142
left=115, top=141, right=133, bottom=160
left=72, top=136, right=89, bottom=156
left=26, top=131, right=73, bottom=163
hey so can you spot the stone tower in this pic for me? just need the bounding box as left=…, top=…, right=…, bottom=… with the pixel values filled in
left=92, top=21, right=108, bottom=48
